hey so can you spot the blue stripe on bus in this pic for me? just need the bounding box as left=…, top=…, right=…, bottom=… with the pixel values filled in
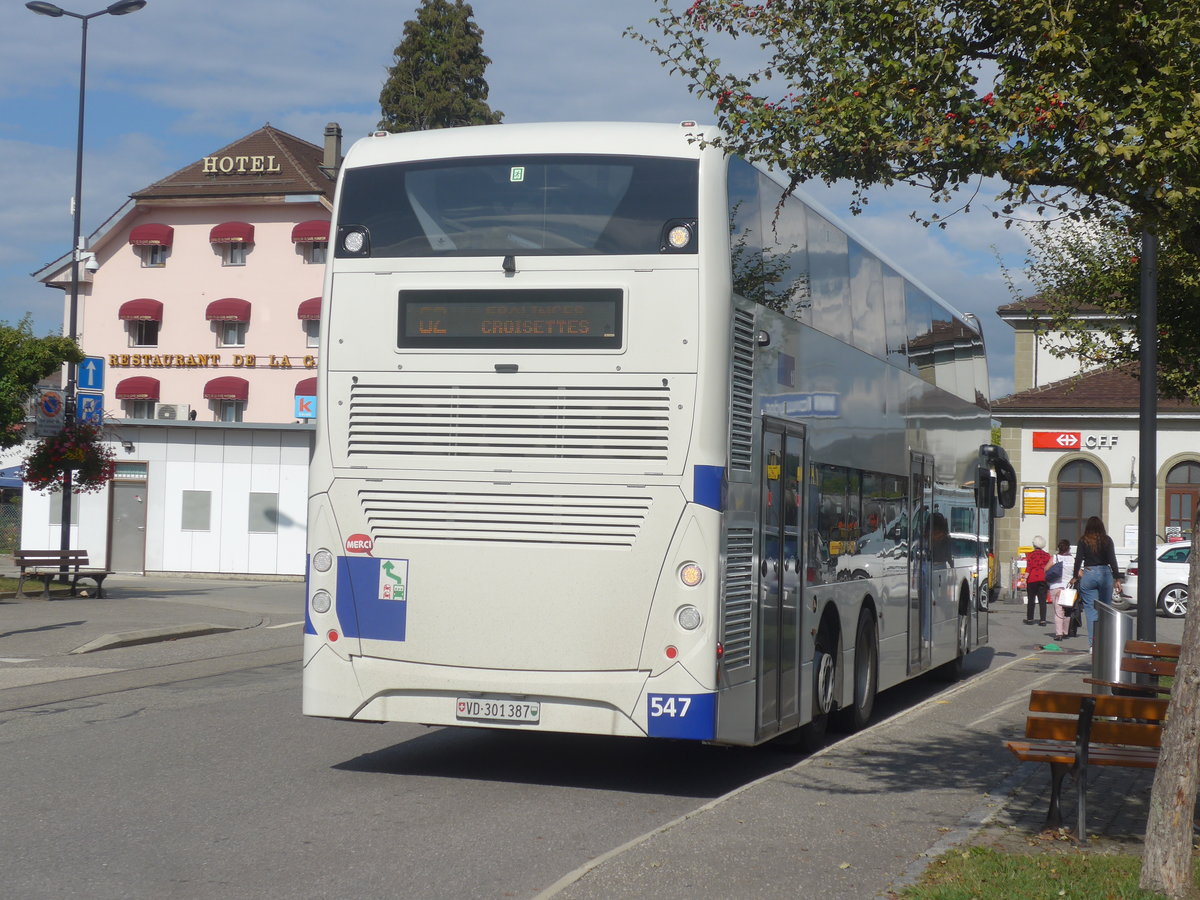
left=646, top=692, right=716, bottom=740
left=304, top=558, right=316, bottom=635
left=336, top=555, right=407, bottom=642
left=693, top=465, right=724, bottom=510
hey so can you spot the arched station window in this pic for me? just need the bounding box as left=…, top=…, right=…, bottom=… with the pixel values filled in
left=1165, top=461, right=1200, bottom=539
left=1055, top=459, right=1102, bottom=547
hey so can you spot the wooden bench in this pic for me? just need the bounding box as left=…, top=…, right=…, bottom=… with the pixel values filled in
left=1084, top=639, right=1180, bottom=695
left=1005, top=689, right=1167, bottom=841
left=14, top=549, right=111, bottom=600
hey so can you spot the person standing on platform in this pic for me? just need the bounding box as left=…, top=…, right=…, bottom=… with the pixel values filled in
left=1049, top=539, right=1075, bottom=640
left=1070, top=516, right=1124, bottom=650
left=1024, top=535, right=1051, bottom=626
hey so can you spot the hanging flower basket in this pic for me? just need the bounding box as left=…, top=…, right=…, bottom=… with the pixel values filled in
left=22, top=423, right=117, bottom=494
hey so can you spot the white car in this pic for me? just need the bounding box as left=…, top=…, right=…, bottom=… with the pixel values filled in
left=1122, top=540, right=1191, bottom=618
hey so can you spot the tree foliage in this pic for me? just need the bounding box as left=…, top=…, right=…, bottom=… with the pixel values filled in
left=631, top=0, right=1200, bottom=245
left=636, top=4, right=1200, bottom=894
left=1002, top=215, right=1200, bottom=402
left=378, top=0, right=503, bottom=133
left=0, top=316, right=81, bottom=450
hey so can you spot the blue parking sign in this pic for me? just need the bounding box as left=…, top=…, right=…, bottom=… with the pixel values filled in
left=76, top=392, right=104, bottom=425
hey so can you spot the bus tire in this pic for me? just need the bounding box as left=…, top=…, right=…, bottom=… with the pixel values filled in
left=832, top=609, right=877, bottom=733
left=935, top=588, right=971, bottom=682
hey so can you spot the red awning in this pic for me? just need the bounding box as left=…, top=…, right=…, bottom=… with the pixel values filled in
left=128, top=223, right=174, bottom=246
left=209, top=221, right=255, bottom=244
left=297, top=297, right=321, bottom=320
left=118, top=298, right=164, bottom=321
left=205, top=298, right=251, bottom=322
left=114, top=376, right=161, bottom=401
left=291, top=220, right=330, bottom=243
left=203, top=376, right=249, bottom=401
left=294, top=377, right=317, bottom=396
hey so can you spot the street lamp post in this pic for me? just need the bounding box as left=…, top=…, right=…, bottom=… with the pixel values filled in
left=26, top=0, right=147, bottom=563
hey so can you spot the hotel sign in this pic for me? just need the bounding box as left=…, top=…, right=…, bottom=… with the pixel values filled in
left=202, top=155, right=283, bottom=175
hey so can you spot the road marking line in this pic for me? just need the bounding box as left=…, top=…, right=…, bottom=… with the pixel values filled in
left=267, top=620, right=304, bottom=629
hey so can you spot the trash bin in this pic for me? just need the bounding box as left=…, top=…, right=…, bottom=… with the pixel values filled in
left=1091, top=599, right=1135, bottom=694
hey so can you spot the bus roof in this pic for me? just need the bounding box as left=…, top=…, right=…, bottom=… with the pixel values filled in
left=341, top=122, right=721, bottom=169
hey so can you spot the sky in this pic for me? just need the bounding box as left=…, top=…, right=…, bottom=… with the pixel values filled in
left=0, top=0, right=1033, bottom=397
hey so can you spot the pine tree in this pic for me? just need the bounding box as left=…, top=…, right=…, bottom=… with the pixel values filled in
left=378, top=0, right=502, bottom=133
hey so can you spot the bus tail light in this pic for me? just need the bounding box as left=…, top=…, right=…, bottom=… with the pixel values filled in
left=679, top=563, right=703, bottom=587
left=676, top=605, right=702, bottom=630
left=665, top=645, right=678, bottom=659
left=312, top=548, right=333, bottom=573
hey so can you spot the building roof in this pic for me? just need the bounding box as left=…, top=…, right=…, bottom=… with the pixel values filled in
left=993, top=362, right=1200, bottom=413
left=131, top=124, right=334, bottom=201
left=997, top=294, right=1110, bottom=320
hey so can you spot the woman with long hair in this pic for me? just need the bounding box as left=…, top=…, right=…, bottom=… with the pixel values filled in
left=1070, top=516, right=1124, bottom=649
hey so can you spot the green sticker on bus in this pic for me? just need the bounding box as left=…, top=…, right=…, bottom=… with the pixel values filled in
left=510, top=166, right=525, bottom=182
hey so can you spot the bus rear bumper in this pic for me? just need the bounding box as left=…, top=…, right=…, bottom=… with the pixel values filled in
left=302, top=642, right=716, bottom=739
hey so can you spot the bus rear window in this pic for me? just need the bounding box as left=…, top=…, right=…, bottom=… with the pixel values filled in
left=398, top=288, right=622, bottom=349
left=337, top=154, right=698, bottom=257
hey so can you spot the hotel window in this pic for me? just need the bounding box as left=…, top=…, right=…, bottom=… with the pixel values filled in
left=218, top=321, right=247, bottom=347
left=307, top=241, right=328, bottom=264
left=129, top=320, right=159, bottom=348
left=141, top=245, right=168, bottom=268
left=304, top=319, right=320, bottom=348
left=223, top=242, right=249, bottom=266
left=125, top=400, right=155, bottom=419
left=218, top=400, right=244, bottom=423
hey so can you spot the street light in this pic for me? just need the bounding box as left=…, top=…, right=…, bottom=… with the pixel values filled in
left=26, top=0, right=147, bottom=564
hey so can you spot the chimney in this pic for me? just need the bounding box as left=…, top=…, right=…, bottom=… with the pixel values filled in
left=323, top=122, right=343, bottom=175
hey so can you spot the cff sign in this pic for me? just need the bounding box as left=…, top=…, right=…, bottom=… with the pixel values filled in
left=1032, top=431, right=1081, bottom=450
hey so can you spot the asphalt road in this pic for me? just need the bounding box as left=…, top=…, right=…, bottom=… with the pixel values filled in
left=0, top=583, right=1183, bottom=900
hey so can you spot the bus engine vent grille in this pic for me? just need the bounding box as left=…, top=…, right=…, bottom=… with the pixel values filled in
left=729, top=310, right=755, bottom=471
left=358, top=488, right=652, bottom=547
left=721, top=527, right=755, bottom=670
left=347, top=382, right=671, bottom=462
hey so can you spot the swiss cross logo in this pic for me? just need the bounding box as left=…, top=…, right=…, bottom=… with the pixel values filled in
left=1032, top=431, right=1081, bottom=450
left=345, top=534, right=373, bottom=555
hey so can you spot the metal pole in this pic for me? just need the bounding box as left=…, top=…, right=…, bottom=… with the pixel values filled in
left=1137, top=228, right=1158, bottom=641
left=58, top=12, right=88, bottom=563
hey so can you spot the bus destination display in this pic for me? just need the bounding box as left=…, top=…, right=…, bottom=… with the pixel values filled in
left=398, top=288, right=622, bottom=349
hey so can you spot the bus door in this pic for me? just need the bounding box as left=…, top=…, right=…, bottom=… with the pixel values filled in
left=758, top=419, right=806, bottom=737
left=907, top=452, right=934, bottom=675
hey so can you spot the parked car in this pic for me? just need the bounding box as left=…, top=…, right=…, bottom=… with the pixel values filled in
left=1121, top=540, right=1191, bottom=618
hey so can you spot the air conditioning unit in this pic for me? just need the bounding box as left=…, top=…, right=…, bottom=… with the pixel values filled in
left=155, top=403, right=191, bottom=421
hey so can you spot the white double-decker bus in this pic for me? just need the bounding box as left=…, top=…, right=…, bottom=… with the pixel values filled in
left=303, top=122, right=1016, bottom=747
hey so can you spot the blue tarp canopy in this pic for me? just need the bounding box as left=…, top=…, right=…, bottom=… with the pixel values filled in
left=0, top=465, right=24, bottom=490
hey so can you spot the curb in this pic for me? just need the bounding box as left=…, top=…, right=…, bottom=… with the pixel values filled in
left=69, top=620, right=260, bottom=654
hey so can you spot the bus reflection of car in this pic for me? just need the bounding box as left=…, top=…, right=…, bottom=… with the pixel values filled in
left=949, top=533, right=994, bottom=610
left=834, top=529, right=906, bottom=581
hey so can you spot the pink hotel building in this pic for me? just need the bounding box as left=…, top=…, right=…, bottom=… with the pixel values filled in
left=22, top=124, right=343, bottom=576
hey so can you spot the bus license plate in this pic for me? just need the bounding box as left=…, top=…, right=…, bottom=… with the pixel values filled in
left=456, top=697, right=540, bottom=723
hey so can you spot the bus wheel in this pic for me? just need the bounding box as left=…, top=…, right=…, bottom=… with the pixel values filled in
left=789, top=632, right=838, bottom=751
left=974, top=582, right=989, bottom=612
left=935, top=590, right=971, bottom=682
left=832, top=609, right=877, bottom=733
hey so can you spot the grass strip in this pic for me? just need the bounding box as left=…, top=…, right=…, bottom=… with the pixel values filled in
left=896, top=846, right=1200, bottom=900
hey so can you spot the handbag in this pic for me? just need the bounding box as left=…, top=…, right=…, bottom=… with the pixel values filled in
left=1045, top=559, right=1063, bottom=583
left=1057, top=587, right=1077, bottom=607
